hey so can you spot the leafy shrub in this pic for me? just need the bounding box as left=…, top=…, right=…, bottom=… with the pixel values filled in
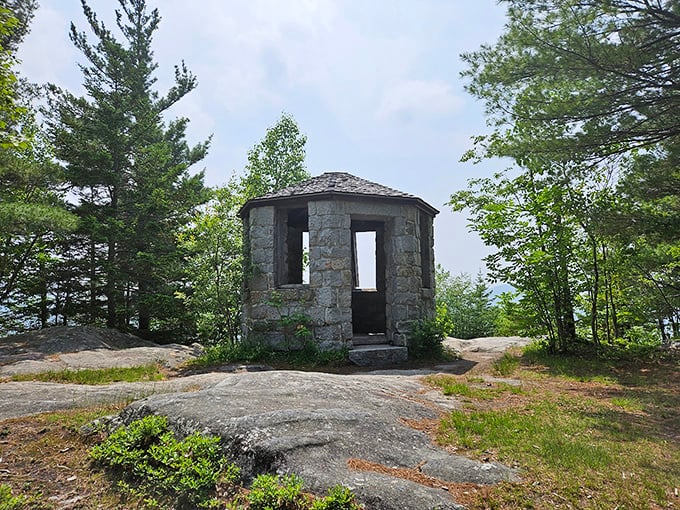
left=90, top=415, right=238, bottom=508
left=436, top=267, right=498, bottom=339
left=240, top=476, right=362, bottom=510
left=0, top=484, right=30, bottom=510
left=614, top=326, right=662, bottom=357
left=311, top=485, right=362, bottom=510
left=246, top=473, right=306, bottom=510
left=192, top=338, right=349, bottom=370
left=410, top=314, right=448, bottom=359
left=195, top=340, right=269, bottom=366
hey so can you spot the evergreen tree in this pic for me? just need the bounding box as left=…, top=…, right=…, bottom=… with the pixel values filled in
left=0, top=2, right=76, bottom=332
left=47, top=0, right=209, bottom=334
left=435, top=266, right=498, bottom=340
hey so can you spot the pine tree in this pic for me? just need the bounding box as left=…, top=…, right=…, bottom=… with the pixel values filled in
left=0, top=1, right=76, bottom=332
left=47, top=0, right=209, bottom=334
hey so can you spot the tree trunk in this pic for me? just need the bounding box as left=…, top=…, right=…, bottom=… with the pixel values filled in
left=39, top=257, right=49, bottom=329
left=590, top=237, right=600, bottom=346
left=89, top=237, right=97, bottom=323
left=106, top=187, right=119, bottom=329
left=138, top=279, right=150, bottom=332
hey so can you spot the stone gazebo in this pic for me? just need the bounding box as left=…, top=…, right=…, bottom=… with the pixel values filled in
left=239, top=172, right=438, bottom=365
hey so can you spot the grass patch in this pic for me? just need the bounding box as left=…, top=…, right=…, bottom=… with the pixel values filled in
left=432, top=344, right=680, bottom=509
left=438, top=396, right=680, bottom=508
left=190, top=340, right=351, bottom=371
left=439, top=397, right=617, bottom=471
left=521, top=342, right=619, bottom=383
left=426, top=375, right=524, bottom=400
left=492, top=351, right=521, bottom=376
left=9, top=364, right=165, bottom=385
left=610, top=395, right=645, bottom=412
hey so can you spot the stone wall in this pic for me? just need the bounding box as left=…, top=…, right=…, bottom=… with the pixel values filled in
left=242, top=198, right=435, bottom=351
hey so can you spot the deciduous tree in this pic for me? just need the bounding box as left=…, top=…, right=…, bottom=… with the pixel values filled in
left=181, top=114, right=309, bottom=344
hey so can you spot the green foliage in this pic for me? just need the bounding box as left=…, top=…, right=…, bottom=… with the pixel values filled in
left=47, top=0, right=210, bottom=332
left=191, top=338, right=349, bottom=370
left=241, top=112, right=309, bottom=201
left=455, top=0, right=680, bottom=355
left=0, top=2, right=76, bottom=332
left=461, top=0, right=680, bottom=164
left=493, top=292, right=532, bottom=337
left=246, top=473, right=306, bottom=510
left=192, top=340, right=270, bottom=366
left=492, top=351, right=521, bottom=377
left=310, top=486, right=362, bottom=510
left=0, top=483, right=30, bottom=510
left=409, top=312, right=449, bottom=359
left=180, top=114, right=309, bottom=346
left=266, top=291, right=315, bottom=347
left=238, top=475, right=362, bottom=510
left=9, top=364, right=164, bottom=385
left=90, top=415, right=237, bottom=508
left=435, top=266, right=497, bottom=339
left=0, top=6, right=26, bottom=150
left=450, top=165, right=582, bottom=352
left=178, top=182, right=244, bottom=345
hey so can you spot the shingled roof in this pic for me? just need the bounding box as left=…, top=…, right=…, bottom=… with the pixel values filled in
left=240, top=172, right=438, bottom=216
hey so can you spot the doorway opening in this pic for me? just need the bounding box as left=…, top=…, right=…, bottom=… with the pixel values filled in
left=351, top=220, right=385, bottom=335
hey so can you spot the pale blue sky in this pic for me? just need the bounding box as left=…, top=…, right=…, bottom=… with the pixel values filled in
left=18, top=0, right=509, bottom=278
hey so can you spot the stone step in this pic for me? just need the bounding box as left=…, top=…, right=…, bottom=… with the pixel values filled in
left=348, top=344, right=408, bottom=367
left=352, top=334, right=388, bottom=346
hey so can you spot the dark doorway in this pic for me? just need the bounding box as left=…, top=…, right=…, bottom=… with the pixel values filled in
left=351, top=220, right=386, bottom=334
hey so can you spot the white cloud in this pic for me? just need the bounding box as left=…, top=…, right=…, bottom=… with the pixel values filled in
left=376, top=80, right=463, bottom=122
left=16, top=0, right=510, bottom=275
left=17, top=4, right=80, bottom=91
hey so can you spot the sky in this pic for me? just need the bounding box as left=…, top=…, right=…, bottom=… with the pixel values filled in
left=18, top=0, right=510, bottom=279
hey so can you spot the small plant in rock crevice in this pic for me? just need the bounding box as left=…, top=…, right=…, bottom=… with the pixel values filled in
left=90, top=415, right=238, bottom=508
left=245, top=473, right=306, bottom=509
left=311, top=485, right=363, bottom=510
left=267, top=291, right=314, bottom=349
left=227, top=473, right=363, bottom=510
left=0, top=483, right=33, bottom=509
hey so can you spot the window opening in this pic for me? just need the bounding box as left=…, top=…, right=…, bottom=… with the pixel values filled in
left=354, top=231, right=376, bottom=289
left=278, top=207, right=309, bottom=285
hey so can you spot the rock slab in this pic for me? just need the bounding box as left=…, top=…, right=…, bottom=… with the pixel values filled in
left=122, top=370, right=517, bottom=510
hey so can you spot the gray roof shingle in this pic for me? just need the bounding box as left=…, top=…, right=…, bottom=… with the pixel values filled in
left=240, top=172, right=438, bottom=216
